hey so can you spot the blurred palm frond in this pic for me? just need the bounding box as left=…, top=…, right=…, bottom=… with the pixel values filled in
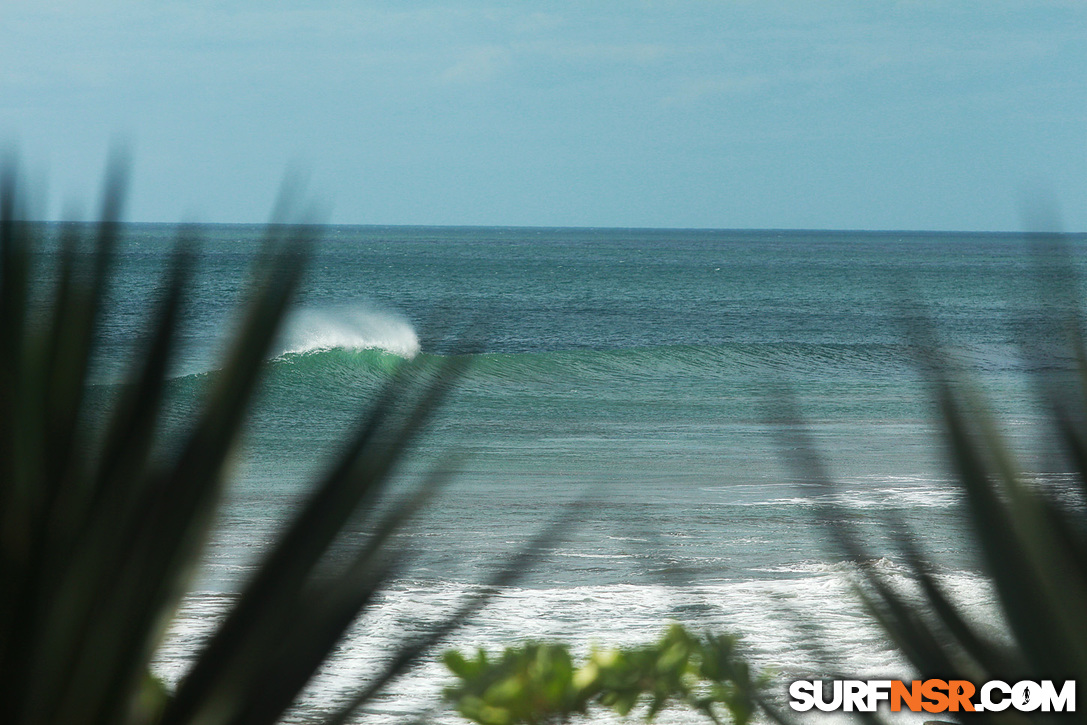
left=0, top=160, right=486, bottom=725
left=777, top=234, right=1087, bottom=722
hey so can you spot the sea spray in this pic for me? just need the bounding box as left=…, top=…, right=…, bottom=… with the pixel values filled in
left=276, top=304, right=421, bottom=358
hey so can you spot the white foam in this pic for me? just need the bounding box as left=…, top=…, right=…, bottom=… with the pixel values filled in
left=730, top=486, right=960, bottom=510
left=275, top=304, right=420, bottom=358
left=154, top=570, right=1000, bottom=725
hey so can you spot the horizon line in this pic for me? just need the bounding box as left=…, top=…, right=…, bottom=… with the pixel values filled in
left=30, top=220, right=1085, bottom=237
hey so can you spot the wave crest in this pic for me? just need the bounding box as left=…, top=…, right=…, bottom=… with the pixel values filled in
left=275, top=305, right=420, bottom=358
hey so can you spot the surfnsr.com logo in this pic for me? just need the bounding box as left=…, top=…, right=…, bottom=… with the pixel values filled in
left=789, top=679, right=1075, bottom=713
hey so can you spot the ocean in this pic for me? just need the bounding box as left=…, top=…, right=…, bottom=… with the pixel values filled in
left=76, top=224, right=1078, bottom=723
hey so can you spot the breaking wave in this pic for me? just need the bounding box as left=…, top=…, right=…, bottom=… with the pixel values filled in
left=275, top=305, right=420, bottom=359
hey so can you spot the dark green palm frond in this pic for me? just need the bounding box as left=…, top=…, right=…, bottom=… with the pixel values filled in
left=161, top=355, right=469, bottom=725
left=0, top=160, right=510, bottom=725
left=0, top=162, right=38, bottom=708
left=322, top=499, right=584, bottom=725
left=935, top=374, right=1087, bottom=684
left=776, top=236, right=1087, bottom=722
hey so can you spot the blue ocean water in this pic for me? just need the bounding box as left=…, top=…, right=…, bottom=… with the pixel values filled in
left=70, top=224, right=1084, bottom=722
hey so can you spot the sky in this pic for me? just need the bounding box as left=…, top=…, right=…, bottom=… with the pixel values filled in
left=2, top=1, right=1086, bottom=231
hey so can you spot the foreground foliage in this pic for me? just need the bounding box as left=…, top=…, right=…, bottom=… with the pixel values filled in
left=443, top=624, right=765, bottom=725
left=0, top=160, right=487, bottom=725
left=829, top=359, right=1087, bottom=713
left=780, top=241, right=1087, bottom=723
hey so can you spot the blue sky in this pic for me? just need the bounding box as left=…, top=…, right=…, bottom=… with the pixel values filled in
left=3, top=1, right=1085, bottom=230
